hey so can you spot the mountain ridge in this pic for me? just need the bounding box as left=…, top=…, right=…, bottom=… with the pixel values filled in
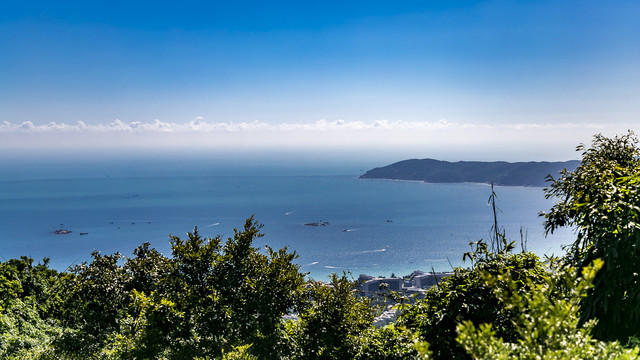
left=359, top=158, right=580, bottom=187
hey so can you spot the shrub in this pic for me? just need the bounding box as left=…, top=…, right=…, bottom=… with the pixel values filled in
left=456, top=259, right=640, bottom=360
left=542, top=131, right=640, bottom=340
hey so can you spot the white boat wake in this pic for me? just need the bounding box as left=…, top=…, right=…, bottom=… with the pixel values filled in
left=346, top=248, right=387, bottom=255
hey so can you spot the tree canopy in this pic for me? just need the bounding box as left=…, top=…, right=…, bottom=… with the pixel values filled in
left=542, top=131, right=640, bottom=341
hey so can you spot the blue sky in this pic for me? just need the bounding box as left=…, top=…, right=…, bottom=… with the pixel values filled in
left=1, top=1, right=638, bottom=160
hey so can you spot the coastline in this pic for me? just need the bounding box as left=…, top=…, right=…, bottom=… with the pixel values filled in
left=359, top=177, right=547, bottom=189
left=360, top=158, right=579, bottom=187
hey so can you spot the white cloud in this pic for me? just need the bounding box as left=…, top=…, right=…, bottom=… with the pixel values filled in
left=0, top=118, right=635, bottom=161
left=0, top=118, right=461, bottom=133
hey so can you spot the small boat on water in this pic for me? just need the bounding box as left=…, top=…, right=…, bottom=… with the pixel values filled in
left=305, top=221, right=330, bottom=227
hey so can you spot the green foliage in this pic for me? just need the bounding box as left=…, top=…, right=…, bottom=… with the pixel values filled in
left=51, top=216, right=305, bottom=359
left=0, top=298, right=63, bottom=359
left=284, top=273, right=426, bottom=360
left=542, top=131, right=640, bottom=340
left=57, top=251, right=130, bottom=357
left=0, top=256, right=67, bottom=318
left=127, top=217, right=305, bottom=359
left=219, top=344, right=258, bottom=360
left=400, top=247, right=548, bottom=360
left=352, top=324, right=420, bottom=360
left=0, top=263, right=21, bottom=311
left=400, top=188, right=550, bottom=360
left=456, top=259, right=640, bottom=359
left=0, top=257, right=67, bottom=359
left=0, top=221, right=432, bottom=360
left=286, top=273, right=376, bottom=359
left=124, top=242, right=172, bottom=297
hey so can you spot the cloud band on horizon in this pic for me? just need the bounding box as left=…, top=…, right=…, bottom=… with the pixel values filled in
left=0, top=117, right=611, bottom=133
left=0, top=118, right=634, bottom=161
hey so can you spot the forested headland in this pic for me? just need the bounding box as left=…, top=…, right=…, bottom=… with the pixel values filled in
left=360, top=158, right=580, bottom=187
left=3, top=132, right=640, bottom=359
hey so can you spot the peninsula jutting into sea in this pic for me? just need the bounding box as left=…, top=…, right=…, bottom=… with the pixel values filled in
left=360, top=158, right=580, bottom=187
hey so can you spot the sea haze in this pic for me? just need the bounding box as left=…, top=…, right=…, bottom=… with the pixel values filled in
left=0, top=153, right=574, bottom=280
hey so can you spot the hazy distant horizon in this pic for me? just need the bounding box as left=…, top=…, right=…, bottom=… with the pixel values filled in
left=2, top=1, right=639, bottom=160
left=0, top=117, right=632, bottom=163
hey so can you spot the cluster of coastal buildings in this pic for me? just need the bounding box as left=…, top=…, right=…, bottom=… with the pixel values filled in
left=358, top=270, right=454, bottom=296
left=357, top=270, right=455, bottom=327
left=285, top=271, right=455, bottom=327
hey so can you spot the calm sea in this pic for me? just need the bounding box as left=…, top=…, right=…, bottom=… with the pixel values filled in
left=0, top=154, right=574, bottom=280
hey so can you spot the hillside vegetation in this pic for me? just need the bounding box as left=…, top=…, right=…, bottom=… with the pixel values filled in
left=361, top=158, right=579, bottom=186
left=2, top=132, right=640, bottom=359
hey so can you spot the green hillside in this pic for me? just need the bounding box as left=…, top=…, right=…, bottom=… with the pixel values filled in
left=361, top=159, right=580, bottom=187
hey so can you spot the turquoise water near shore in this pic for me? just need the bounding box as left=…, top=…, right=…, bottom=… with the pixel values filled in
left=0, top=155, right=573, bottom=280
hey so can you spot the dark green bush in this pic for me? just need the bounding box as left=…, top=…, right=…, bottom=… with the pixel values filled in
left=543, top=131, right=640, bottom=341
left=457, top=259, right=640, bottom=359
left=399, top=245, right=549, bottom=360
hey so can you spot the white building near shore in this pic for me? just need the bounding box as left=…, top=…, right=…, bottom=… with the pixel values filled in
left=358, top=271, right=454, bottom=295
left=412, top=271, right=454, bottom=289
left=360, top=277, right=403, bottom=294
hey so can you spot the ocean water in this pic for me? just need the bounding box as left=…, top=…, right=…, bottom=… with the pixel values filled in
left=0, top=154, right=574, bottom=280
